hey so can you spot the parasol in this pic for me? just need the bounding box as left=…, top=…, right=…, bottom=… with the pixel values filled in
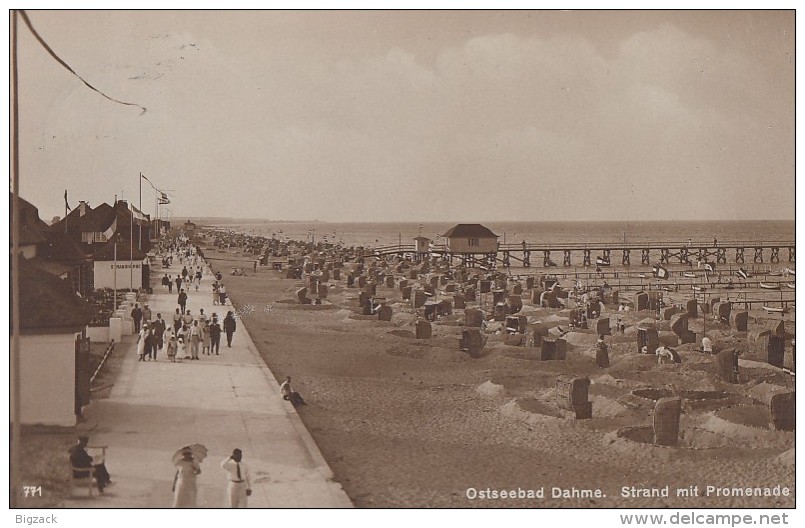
left=172, top=444, right=208, bottom=466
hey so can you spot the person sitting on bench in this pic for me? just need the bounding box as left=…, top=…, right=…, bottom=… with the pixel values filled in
left=279, top=376, right=306, bottom=406
left=69, top=436, right=112, bottom=493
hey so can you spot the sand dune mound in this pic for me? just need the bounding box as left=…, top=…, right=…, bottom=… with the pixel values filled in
left=476, top=380, right=504, bottom=397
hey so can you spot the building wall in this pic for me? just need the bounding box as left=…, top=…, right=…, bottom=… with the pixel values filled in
left=93, top=260, right=143, bottom=289
left=414, top=239, right=430, bottom=253
left=446, top=237, right=498, bottom=254
left=17, top=333, right=79, bottom=427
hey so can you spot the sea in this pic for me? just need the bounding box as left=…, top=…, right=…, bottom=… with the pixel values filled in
left=213, top=220, right=794, bottom=251
left=207, top=219, right=795, bottom=309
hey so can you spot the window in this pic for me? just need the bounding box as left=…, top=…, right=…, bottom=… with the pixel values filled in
left=82, top=232, right=108, bottom=243
left=468, top=238, right=479, bottom=246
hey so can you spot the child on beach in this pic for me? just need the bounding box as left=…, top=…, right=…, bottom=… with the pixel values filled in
left=167, top=335, right=178, bottom=362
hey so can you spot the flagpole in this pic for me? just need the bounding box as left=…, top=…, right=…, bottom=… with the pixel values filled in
left=130, top=201, right=134, bottom=289
left=10, top=9, right=22, bottom=508
left=139, top=172, right=142, bottom=251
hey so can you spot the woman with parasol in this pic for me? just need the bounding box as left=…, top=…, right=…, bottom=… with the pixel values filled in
left=171, top=444, right=206, bottom=507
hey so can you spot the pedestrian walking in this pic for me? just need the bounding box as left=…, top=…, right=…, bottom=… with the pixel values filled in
left=153, top=314, right=166, bottom=357
left=175, top=276, right=183, bottom=292
left=221, top=449, right=252, bottom=508
left=189, top=321, right=201, bottom=360
left=148, top=326, right=159, bottom=361
left=183, top=309, right=194, bottom=327
left=212, top=282, right=219, bottom=305
left=166, top=335, right=178, bottom=362
left=166, top=274, right=173, bottom=293
left=142, top=304, right=153, bottom=325
left=201, top=321, right=211, bottom=355
left=131, top=304, right=143, bottom=333
left=223, top=311, right=237, bottom=347
left=219, top=283, right=227, bottom=305
left=178, top=289, right=188, bottom=313
left=162, top=274, right=171, bottom=292
left=178, top=325, right=189, bottom=359
left=198, top=308, right=207, bottom=325
left=172, top=451, right=201, bottom=508
left=136, top=326, right=148, bottom=361
left=209, top=315, right=222, bottom=355
left=173, top=308, right=182, bottom=334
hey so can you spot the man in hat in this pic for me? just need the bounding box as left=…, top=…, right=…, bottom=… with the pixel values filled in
left=69, top=436, right=112, bottom=493
left=221, top=448, right=252, bottom=508
left=142, top=304, right=153, bottom=326
left=131, top=304, right=143, bottom=333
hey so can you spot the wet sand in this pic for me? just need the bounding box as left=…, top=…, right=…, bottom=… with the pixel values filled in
left=204, top=245, right=794, bottom=508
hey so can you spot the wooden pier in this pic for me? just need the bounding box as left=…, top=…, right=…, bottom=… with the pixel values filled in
left=374, top=240, right=795, bottom=268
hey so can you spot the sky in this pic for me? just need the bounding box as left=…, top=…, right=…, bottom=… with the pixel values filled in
left=13, top=9, right=795, bottom=223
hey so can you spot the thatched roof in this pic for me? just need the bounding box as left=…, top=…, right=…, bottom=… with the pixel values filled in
left=13, top=259, right=93, bottom=335
left=9, top=194, right=48, bottom=246
left=46, top=231, right=90, bottom=262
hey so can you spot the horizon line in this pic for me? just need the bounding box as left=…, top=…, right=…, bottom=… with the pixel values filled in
left=172, top=217, right=796, bottom=224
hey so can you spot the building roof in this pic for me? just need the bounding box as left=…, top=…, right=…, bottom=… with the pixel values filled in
left=46, top=231, right=91, bottom=262
left=91, top=236, right=148, bottom=261
left=13, top=258, right=93, bottom=335
left=9, top=194, right=48, bottom=246
left=48, top=206, right=86, bottom=237
left=441, top=224, right=499, bottom=238
left=80, top=202, right=117, bottom=232
left=29, top=258, right=74, bottom=278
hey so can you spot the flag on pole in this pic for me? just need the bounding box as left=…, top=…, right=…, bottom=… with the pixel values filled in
left=653, top=263, right=669, bottom=280
left=64, top=190, right=72, bottom=211
left=159, top=192, right=170, bottom=204
left=130, top=203, right=149, bottom=222
left=736, top=268, right=749, bottom=279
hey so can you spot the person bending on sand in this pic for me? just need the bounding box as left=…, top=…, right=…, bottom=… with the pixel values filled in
left=279, top=376, right=306, bottom=406
left=656, top=345, right=675, bottom=365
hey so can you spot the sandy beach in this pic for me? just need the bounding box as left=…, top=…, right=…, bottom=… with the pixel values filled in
left=201, top=242, right=794, bottom=508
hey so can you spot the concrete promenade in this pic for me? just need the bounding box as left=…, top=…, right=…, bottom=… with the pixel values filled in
left=67, top=257, right=352, bottom=508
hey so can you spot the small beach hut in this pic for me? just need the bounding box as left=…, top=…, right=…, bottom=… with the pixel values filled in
left=414, top=236, right=431, bottom=254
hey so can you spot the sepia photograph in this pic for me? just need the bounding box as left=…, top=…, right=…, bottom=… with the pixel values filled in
left=7, top=5, right=796, bottom=521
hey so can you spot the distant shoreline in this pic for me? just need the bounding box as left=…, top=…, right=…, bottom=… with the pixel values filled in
left=182, top=218, right=795, bottom=226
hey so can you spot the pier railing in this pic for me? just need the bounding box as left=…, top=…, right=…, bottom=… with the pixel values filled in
left=496, top=240, right=795, bottom=251
left=374, top=240, right=795, bottom=266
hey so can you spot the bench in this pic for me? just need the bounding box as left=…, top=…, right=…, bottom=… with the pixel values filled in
left=69, top=445, right=107, bottom=497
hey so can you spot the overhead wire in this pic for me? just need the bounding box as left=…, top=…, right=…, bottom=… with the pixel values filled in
left=19, top=10, right=147, bottom=115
